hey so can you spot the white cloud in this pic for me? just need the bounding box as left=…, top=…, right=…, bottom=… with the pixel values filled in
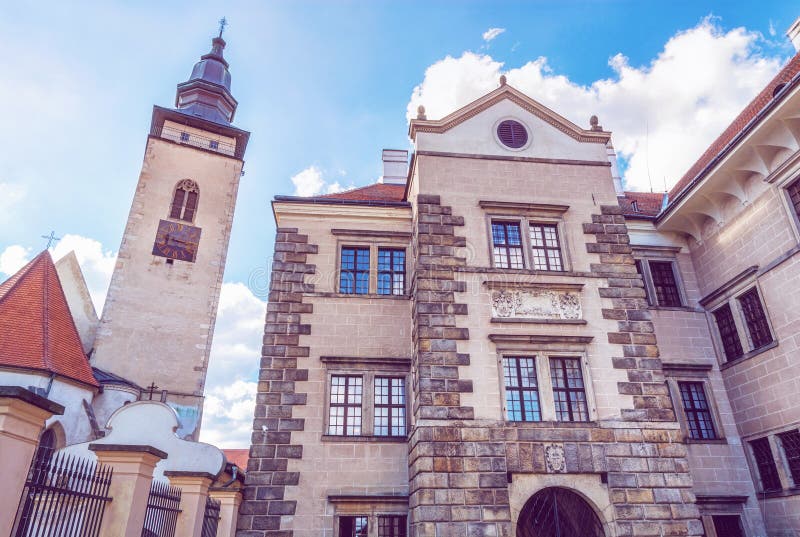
left=199, top=282, right=266, bottom=448
left=0, top=245, right=32, bottom=275
left=408, top=18, right=785, bottom=191
left=290, top=165, right=350, bottom=197
left=0, top=182, right=27, bottom=222
left=482, top=28, right=506, bottom=43
left=51, top=235, right=117, bottom=313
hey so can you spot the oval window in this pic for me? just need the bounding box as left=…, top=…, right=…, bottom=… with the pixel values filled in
left=497, top=119, right=528, bottom=149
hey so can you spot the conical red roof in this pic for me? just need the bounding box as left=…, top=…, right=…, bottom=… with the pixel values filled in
left=0, top=251, right=98, bottom=387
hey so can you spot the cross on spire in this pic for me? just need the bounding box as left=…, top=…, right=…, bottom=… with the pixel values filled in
left=218, top=17, right=228, bottom=38
left=145, top=381, right=159, bottom=400
left=41, top=231, right=61, bottom=249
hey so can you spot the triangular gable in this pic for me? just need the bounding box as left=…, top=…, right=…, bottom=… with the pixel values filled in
left=55, top=251, right=100, bottom=355
left=0, top=251, right=98, bottom=387
left=409, top=83, right=611, bottom=144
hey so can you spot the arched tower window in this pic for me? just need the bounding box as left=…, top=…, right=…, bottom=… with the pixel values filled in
left=517, top=487, right=605, bottom=537
left=169, top=179, right=200, bottom=222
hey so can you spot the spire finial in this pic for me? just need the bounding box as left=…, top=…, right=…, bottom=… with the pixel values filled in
left=218, top=17, right=228, bottom=38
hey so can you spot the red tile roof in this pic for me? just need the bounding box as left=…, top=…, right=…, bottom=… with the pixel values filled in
left=223, top=448, right=249, bottom=470
left=319, top=183, right=406, bottom=202
left=619, top=191, right=665, bottom=218
left=669, top=53, right=800, bottom=201
left=0, top=251, right=98, bottom=387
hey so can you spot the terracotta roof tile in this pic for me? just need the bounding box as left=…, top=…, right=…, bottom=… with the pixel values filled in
left=619, top=191, right=665, bottom=218
left=223, top=448, right=249, bottom=470
left=0, top=251, right=98, bottom=387
left=669, top=52, right=800, bottom=201
left=319, top=183, right=406, bottom=202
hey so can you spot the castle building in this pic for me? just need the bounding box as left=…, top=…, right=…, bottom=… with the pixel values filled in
left=239, top=37, right=800, bottom=537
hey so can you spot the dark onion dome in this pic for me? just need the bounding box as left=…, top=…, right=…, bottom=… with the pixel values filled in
left=175, top=36, right=238, bottom=125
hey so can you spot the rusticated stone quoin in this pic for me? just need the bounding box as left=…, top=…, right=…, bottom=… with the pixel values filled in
left=237, top=227, right=316, bottom=537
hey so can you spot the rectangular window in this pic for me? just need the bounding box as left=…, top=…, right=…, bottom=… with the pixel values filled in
left=491, top=221, right=524, bottom=269
left=738, top=288, right=773, bottom=349
left=788, top=178, right=800, bottom=220
left=750, top=437, right=782, bottom=492
left=180, top=131, right=190, bottom=142
left=713, top=304, right=744, bottom=362
left=549, top=357, right=589, bottom=422
left=339, top=516, right=368, bottom=537
left=529, top=223, right=563, bottom=271
left=209, top=140, right=219, bottom=150
left=377, top=248, right=405, bottom=296
left=711, top=516, right=745, bottom=537
left=374, top=377, right=406, bottom=437
left=502, top=357, right=541, bottom=422
left=339, top=247, right=370, bottom=294
left=328, top=375, right=362, bottom=436
left=678, top=382, right=717, bottom=440
left=649, top=261, right=682, bottom=307
left=778, top=429, right=800, bottom=485
left=378, top=516, right=407, bottom=537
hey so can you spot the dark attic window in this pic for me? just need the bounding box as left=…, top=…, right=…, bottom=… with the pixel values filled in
left=773, top=83, right=786, bottom=98
left=497, top=120, right=528, bottom=149
left=631, top=200, right=640, bottom=212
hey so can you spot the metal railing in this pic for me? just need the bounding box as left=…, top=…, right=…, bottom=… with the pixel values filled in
left=153, top=124, right=239, bottom=158
left=200, top=496, right=221, bottom=537
left=141, top=480, right=181, bottom=537
left=11, top=448, right=113, bottom=537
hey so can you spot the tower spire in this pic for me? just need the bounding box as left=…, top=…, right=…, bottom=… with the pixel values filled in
left=174, top=25, right=238, bottom=125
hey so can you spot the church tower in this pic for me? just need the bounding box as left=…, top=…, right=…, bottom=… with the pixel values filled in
left=91, top=31, right=249, bottom=440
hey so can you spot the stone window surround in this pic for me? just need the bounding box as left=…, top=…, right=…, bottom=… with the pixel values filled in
left=631, top=246, right=689, bottom=310
left=320, top=356, right=411, bottom=442
left=694, top=495, right=748, bottom=537
left=334, top=234, right=409, bottom=297
left=479, top=200, right=572, bottom=273
left=775, top=168, right=800, bottom=244
left=328, top=495, right=408, bottom=537
left=662, top=363, right=727, bottom=445
left=742, top=424, right=800, bottom=497
left=491, top=335, right=598, bottom=423
left=700, top=269, right=777, bottom=369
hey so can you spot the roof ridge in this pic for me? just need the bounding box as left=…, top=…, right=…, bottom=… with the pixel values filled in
left=41, top=252, right=52, bottom=372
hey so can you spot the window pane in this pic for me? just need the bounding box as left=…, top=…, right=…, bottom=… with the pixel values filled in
left=739, top=288, right=773, bottom=349
left=678, top=381, right=717, bottom=440
left=529, top=224, right=563, bottom=271
left=329, top=375, right=362, bottom=436
left=778, top=430, right=800, bottom=485
left=550, top=357, right=589, bottom=422
left=340, top=247, right=370, bottom=294
left=378, top=248, right=405, bottom=295
left=750, top=437, right=782, bottom=491
left=649, top=261, right=682, bottom=307
left=170, top=188, right=186, bottom=219
left=378, top=516, right=407, bottom=537
left=340, top=516, right=369, bottom=537
left=492, top=222, right=524, bottom=269
left=375, top=377, right=406, bottom=437
left=183, top=190, right=198, bottom=221
left=713, top=304, right=743, bottom=362
left=502, top=357, right=541, bottom=422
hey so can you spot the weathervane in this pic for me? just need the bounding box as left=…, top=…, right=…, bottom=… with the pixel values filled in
left=218, top=17, right=228, bottom=38
left=41, top=231, right=61, bottom=249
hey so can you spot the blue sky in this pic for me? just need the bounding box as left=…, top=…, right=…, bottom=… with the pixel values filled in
left=1, top=1, right=797, bottom=446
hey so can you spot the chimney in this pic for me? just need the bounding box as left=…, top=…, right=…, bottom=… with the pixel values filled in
left=379, top=149, right=409, bottom=185
left=606, top=141, right=624, bottom=196
left=788, top=17, right=800, bottom=52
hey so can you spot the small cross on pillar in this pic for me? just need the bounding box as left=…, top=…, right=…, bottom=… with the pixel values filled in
left=145, top=382, right=159, bottom=401
left=218, top=17, right=227, bottom=38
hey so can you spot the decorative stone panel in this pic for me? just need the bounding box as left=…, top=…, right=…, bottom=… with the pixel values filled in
left=490, top=287, right=581, bottom=320
left=237, top=227, right=316, bottom=537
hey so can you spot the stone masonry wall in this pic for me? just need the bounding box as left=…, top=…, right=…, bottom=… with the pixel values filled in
left=238, top=227, right=317, bottom=537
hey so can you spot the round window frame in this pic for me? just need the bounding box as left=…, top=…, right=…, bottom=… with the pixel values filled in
left=493, top=117, right=532, bottom=152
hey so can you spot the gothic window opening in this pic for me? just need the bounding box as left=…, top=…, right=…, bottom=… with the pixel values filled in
left=516, top=487, right=604, bottom=537
left=678, top=381, right=717, bottom=440
left=377, top=248, right=405, bottom=295
left=713, top=304, right=743, bottom=362
left=529, top=223, right=563, bottom=271
left=738, top=288, right=773, bottom=350
left=750, top=437, right=781, bottom=492
left=328, top=375, right=362, bottom=436
left=169, top=179, right=200, bottom=222
left=374, top=377, right=406, bottom=437
left=491, top=221, right=524, bottom=269
left=503, top=357, right=541, bottom=422
left=550, top=357, right=589, bottom=422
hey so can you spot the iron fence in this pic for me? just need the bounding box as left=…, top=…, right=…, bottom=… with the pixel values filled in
left=151, top=124, right=240, bottom=158
left=11, top=448, right=113, bottom=537
left=141, top=480, right=182, bottom=537
left=200, top=496, right=221, bottom=537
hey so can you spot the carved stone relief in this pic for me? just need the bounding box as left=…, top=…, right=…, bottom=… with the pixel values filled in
left=491, top=288, right=581, bottom=320
left=545, top=443, right=566, bottom=473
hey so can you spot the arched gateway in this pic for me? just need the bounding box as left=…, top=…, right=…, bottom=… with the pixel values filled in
left=517, top=487, right=605, bottom=537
